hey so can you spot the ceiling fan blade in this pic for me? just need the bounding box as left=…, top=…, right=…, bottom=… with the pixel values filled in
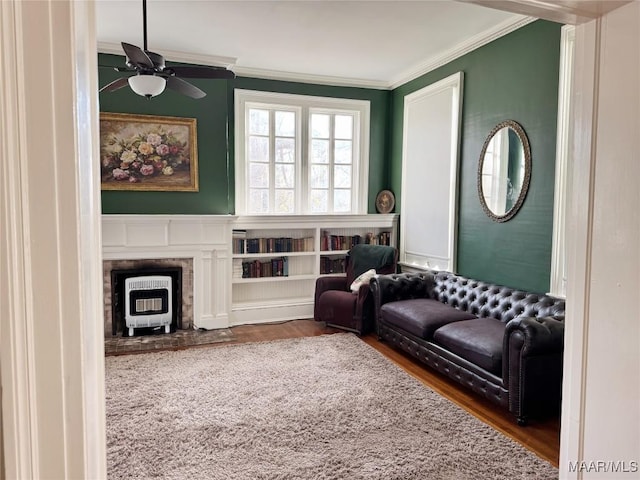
left=121, top=42, right=154, bottom=69
left=166, top=65, right=235, bottom=80
left=166, top=76, right=206, bottom=99
left=99, top=77, right=130, bottom=93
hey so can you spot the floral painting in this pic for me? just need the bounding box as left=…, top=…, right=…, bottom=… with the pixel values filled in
left=100, top=113, right=198, bottom=191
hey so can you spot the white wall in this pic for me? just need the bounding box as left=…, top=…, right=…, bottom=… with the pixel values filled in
left=561, top=2, right=640, bottom=478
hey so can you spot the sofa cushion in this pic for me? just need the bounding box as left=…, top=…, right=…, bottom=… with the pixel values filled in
left=380, top=299, right=477, bottom=339
left=433, top=317, right=505, bottom=375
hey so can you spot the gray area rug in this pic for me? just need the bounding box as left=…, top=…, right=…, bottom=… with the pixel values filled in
left=105, top=334, right=557, bottom=479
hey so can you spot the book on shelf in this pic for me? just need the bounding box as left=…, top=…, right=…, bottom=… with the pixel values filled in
left=320, top=231, right=391, bottom=251
left=243, top=236, right=313, bottom=254
left=232, top=230, right=247, bottom=254
left=232, top=259, right=244, bottom=279
left=320, top=255, right=346, bottom=275
left=240, top=256, right=289, bottom=279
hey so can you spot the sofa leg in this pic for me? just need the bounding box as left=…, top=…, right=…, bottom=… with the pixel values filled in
left=517, top=416, right=528, bottom=427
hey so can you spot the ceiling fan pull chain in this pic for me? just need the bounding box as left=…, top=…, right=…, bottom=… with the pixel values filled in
left=142, top=0, right=148, bottom=52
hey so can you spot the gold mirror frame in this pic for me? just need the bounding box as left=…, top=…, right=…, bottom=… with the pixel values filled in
left=477, top=120, right=531, bottom=223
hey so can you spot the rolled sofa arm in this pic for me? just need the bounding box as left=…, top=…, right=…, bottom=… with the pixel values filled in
left=504, top=315, right=565, bottom=356
left=503, top=315, right=565, bottom=423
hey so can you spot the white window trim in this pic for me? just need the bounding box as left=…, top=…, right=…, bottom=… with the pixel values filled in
left=234, top=89, right=370, bottom=215
left=549, top=25, right=575, bottom=298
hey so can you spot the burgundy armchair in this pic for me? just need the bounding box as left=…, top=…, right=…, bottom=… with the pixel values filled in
left=314, top=244, right=397, bottom=335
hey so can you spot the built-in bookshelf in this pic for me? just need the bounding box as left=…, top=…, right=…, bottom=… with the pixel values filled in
left=230, top=215, right=398, bottom=325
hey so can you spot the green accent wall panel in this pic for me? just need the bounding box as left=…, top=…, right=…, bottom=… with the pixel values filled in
left=99, top=54, right=231, bottom=214
left=389, top=21, right=562, bottom=293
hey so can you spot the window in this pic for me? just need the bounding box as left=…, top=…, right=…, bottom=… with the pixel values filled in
left=235, top=90, right=370, bottom=215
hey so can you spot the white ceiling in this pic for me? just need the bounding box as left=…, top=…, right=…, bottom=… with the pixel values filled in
left=96, top=0, right=531, bottom=89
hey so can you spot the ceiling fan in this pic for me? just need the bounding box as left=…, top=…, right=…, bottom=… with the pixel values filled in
left=99, top=0, right=235, bottom=99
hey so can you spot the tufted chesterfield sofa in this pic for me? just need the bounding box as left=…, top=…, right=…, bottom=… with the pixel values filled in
left=370, top=270, right=565, bottom=425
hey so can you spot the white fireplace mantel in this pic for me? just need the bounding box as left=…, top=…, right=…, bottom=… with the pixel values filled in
left=102, top=215, right=236, bottom=330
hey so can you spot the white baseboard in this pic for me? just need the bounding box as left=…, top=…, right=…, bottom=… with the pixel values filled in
left=230, top=303, right=314, bottom=326
left=194, top=314, right=230, bottom=330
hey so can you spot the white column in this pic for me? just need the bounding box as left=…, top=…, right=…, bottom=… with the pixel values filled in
left=0, top=1, right=105, bottom=478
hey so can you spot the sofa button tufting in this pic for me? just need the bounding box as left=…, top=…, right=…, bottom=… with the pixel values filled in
left=373, top=271, right=565, bottom=424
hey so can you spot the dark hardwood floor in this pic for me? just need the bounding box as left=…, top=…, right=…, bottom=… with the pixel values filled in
left=227, top=319, right=560, bottom=467
left=108, top=318, right=560, bottom=467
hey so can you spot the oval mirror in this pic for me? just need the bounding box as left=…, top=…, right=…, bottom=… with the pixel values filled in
left=477, top=120, right=531, bottom=222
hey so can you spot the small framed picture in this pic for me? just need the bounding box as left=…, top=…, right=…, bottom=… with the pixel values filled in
left=376, top=190, right=395, bottom=214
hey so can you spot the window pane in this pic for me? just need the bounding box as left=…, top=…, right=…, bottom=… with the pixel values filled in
left=249, top=163, right=269, bottom=188
left=334, top=189, right=351, bottom=212
left=249, top=189, right=269, bottom=213
left=334, top=165, right=351, bottom=188
left=275, top=164, right=294, bottom=188
left=275, top=111, right=295, bottom=137
left=275, top=138, right=295, bottom=163
left=311, top=139, right=329, bottom=164
left=249, top=109, right=269, bottom=135
left=311, top=114, right=330, bottom=139
left=310, top=189, right=328, bottom=213
left=334, top=140, right=352, bottom=164
left=311, top=165, right=328, bottom=188
left=335, top=115, right=353, bottom=139
left=482, top=175, right=492, bottom=193
left=275, top=190, right=294, bottom=213
left=249, top=136, right=269, bottom=162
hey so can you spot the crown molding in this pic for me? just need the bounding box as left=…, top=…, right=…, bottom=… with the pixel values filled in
left=388, top=15, right=536, bottom=89
left=462, top=0, right=632, bottom=25
left=97, top=41, right=236, bottom=68
left=232, top=66, right=389, bottom=90
left=99, top=16, right=535, bottom=91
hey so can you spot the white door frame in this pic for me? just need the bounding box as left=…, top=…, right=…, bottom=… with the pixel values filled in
left=0, top=1, right=630, bottom=478
left=0, top=1, right=105, bottom=478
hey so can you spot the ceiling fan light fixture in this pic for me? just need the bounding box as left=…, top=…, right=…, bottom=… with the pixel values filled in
left=128, top=74, right=166, bottom=98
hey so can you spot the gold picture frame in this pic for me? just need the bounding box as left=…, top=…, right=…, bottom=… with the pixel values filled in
left=99, top=112, right=199, bottom=191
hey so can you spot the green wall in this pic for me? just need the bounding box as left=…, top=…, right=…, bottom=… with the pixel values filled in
left=99, top=54, right=231, bottom=214
left=98, top=54, right=391, bottom=214
left=99, top=19, right=561, bottom=292
left=389, top=20, right=562, bottom=293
